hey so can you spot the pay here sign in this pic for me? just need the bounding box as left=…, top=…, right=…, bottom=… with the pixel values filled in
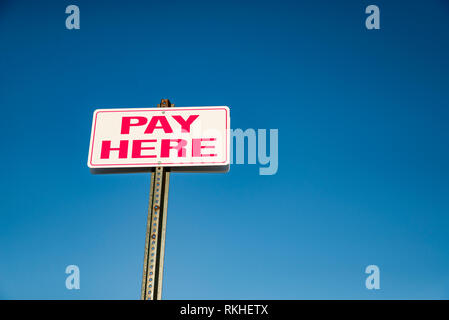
left=88, top=106, right=230, bottom=169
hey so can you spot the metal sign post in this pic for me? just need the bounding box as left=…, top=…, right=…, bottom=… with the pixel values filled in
left=140, top=99, right=173, bottom=300
left=87, top=99, right=230, bottom=300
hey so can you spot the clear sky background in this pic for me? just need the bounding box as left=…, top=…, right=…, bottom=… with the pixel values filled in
left=1, top=0, right=449, bottom=299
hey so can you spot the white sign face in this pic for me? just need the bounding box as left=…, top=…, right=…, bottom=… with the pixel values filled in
left=88, top=106, right=230, bottom=169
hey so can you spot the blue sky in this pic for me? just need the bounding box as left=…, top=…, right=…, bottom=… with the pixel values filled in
left=1, top=0, right=449, bottom=299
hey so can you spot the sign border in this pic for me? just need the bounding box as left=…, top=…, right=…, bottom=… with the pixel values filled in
left=87, top=106, right=230, bottom=168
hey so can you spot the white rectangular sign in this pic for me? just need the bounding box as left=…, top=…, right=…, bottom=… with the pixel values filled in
left=88, top=106, right=230, bottom=169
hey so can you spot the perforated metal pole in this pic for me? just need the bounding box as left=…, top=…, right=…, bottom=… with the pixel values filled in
left=141, top=99, right=173, bottom=300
